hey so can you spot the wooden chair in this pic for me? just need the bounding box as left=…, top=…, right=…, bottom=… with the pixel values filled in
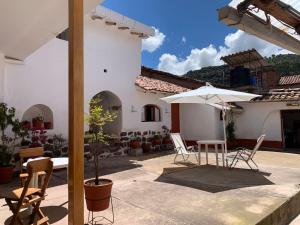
left=0, top=158, right=53, bottom=225
left=19, top=147, right=45, bottom=186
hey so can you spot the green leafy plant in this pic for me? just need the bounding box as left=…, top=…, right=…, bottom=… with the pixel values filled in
left=85, top=98, right=117, bottom=185
left=226, top=110, right=235, bottom=142
left=0, top=103, right=27, bottom=167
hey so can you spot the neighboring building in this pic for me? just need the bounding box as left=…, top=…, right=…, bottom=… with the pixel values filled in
left=145, top=49, right=300, bottom=150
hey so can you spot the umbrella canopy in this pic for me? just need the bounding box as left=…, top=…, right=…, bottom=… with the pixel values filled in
left=161, top=83, right=260, bottom=104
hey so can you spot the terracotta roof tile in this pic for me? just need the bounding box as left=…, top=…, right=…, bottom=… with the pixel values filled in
left=254, top=88, right=300, bottom=102
left=279, top=75, right=300, bottom=85
left=135, top=76, right=190, bottom=94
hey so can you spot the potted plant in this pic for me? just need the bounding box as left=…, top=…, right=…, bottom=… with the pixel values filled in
left=152, top=131, right=162, bottom=146
left=29, top=129, right=48, bottom=148
left=0, top=103, right=26, bottom=183
left=162, top=126, right=172, bottom=145
left=84, top=97, right=117, bottom=212
left=226, top=110, right=237, bottom=149
left=32, top=116, right=44, bottom=129
left=141, top=131, right=152, bottom=153
left=21, top=120, right=31, bottom=130
left=0, top=142, right=14, bottom=183
left=130, top=131, right=141, bottom=149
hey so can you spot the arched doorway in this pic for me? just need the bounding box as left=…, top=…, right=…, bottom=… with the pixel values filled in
left=22, top=104, right=54, bottom=129
left=91, top=91, right=122, bottom=136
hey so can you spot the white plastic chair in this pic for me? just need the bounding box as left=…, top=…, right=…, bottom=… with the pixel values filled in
left=170, top=133, right=199, bottom=163
left=226, top=134, right=266, bottom=170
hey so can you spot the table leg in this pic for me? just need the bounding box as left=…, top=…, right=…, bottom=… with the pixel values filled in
left=198, top=144, right=201, bottom=166
left=215, top=144, right=219, bottom=168
left=221, top=144, right=225, bottom=167
left=205, top=144, right=208, bottom=165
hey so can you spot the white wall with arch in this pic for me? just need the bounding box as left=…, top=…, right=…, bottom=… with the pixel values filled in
left=3, top=17, right=171, bottom=138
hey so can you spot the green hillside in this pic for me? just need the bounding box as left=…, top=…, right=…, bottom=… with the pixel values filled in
left=184, top=54, right=300, bottom=85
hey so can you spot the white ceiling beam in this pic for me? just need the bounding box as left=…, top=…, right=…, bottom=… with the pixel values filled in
left=218, top=6, right=300, bottom=55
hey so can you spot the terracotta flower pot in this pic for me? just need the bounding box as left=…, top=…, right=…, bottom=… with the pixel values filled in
left=84, top=178, right=113, bottom=212
left=142, top=143, right=152, bottom=153
left=162, top=137, right=172, bottom=145
left=0, top=166, right=14, bottom=184
left=130, top=140, right=141, bottom=149
left=21, top=121, right=31, bottom=130
left=152, top=138, right=161, bottom=145
left=44, top=122, right=52, bottom=130
left=32, top=118, right=44, bottom=129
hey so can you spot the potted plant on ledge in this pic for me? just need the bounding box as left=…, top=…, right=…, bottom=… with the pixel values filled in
left=84, top=98, right=117, bottom=212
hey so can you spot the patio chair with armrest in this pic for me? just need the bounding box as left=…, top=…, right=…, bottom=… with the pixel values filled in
left=0, top=158, right=53, bottom=225
left=170, top=133, right=199, bottom=163
left=19, top=147, right=45, bottom=186
left=226, top=134, right=266, bottom=171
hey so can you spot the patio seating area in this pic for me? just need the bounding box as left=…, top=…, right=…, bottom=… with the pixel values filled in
left=1, top=150, right=300, bottom=225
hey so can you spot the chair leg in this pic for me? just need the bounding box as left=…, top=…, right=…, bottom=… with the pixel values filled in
left=250, top=159, right=259, bottom=171
left=6, top=199, right=24, bottom=225
left=245, top=160, right=253, bottom=170
left=186, top=154, right=190, bottom=160
left=174, top=153, right=178, bottom=163
left=195, top=154, right=199, bottom=164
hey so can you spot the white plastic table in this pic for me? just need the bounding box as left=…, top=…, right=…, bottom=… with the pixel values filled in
left=197, top=140, right=226, bottom=168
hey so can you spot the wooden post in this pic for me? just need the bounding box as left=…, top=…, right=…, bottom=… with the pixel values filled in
left=68, top=0, right=84, bottom=224
left=171, top=103, right=180, bottom=133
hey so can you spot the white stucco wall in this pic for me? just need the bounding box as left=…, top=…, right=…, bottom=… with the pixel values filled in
left=234, top=102, right=300, bottom=141
left=0, top=52, right=4, bottom=102
left=3, top=17, right=171, bottom=138
left=179, top=104, right=222, bottom=140
left=5, top=39, right=68, bottom=136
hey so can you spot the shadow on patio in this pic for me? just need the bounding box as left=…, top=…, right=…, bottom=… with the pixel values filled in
left=4, top=204, right=68, bottom=225
left=155, top=164, right=273, bottom=193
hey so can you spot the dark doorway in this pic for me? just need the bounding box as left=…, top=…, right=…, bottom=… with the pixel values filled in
left=281, top=110, right=300, bottom=149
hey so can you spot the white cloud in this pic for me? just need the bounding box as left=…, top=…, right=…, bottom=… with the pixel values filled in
left=158, top=30, right=291, bottom=75
left=142, top=27, right=166, bottom=53
left=182, top=36, right=187, bottom=43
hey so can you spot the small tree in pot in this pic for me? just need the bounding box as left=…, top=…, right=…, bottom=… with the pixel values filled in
left=84, top=98, right=117, bottom=212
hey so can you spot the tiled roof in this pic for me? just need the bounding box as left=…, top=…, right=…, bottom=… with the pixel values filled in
left=279, top=75, right=300, bottom=85
left=135, top=75, right=191, bottom=94
left=254, top=88, right=300, bottom=102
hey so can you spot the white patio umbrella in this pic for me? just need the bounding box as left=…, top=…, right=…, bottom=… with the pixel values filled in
left=161, top=83, right=261, bottom=156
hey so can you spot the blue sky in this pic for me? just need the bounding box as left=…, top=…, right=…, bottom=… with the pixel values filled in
left=103, top=0, right=288, bottom=75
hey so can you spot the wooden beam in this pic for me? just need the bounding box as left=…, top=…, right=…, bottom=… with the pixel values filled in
left=218, top=6, right=300, bottom=55
left=68, top=0, right=84, bottom=225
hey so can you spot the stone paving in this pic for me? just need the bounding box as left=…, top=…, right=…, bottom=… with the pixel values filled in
left=1, top=150, right=300, bottom=225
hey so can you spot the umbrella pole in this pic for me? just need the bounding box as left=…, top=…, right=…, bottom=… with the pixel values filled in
left=222, top=104, right=228, bottom=165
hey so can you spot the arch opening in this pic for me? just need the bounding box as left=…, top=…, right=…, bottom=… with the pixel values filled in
left=22, top=104, right=54, bottom=130
left=91, top=91, right=122, bottom=136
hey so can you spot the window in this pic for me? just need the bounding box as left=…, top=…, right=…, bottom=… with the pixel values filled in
left=142, top=105, right=161, bottom=122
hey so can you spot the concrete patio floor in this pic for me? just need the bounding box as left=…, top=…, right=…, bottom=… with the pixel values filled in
left=1, top=150, right=300, bottom=225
